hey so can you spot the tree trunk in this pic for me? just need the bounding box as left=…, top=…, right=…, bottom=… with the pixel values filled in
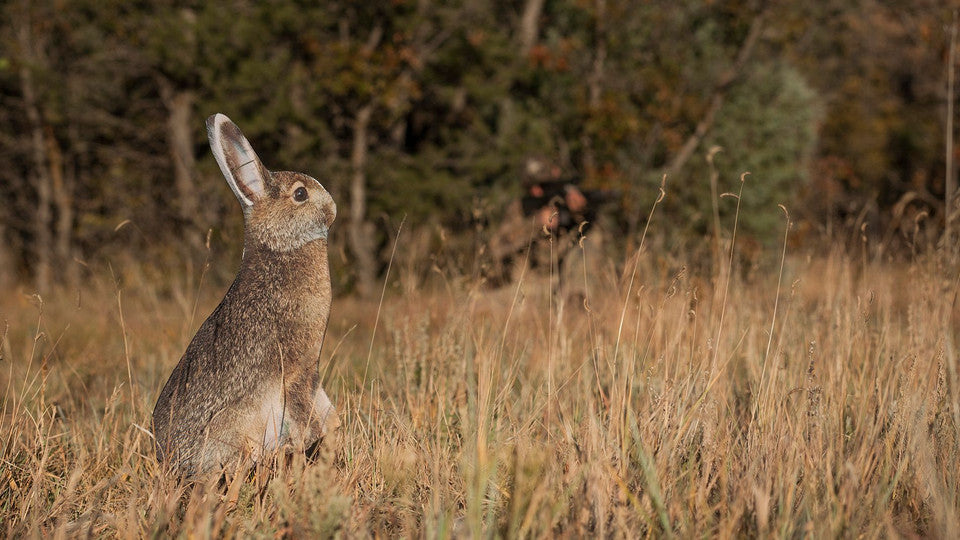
left=0, top=222, right=12, bottom=289
left=945, top=10, right=957, bottom=251
left=518, top=0, right=546, bottom=56
left=581, top=0, right=606, bottom=180
left=349, top=104, right=377, bottom=297
left=46, top=127, right=76, bottom=284
left=18, top=15, right=53, bottom=293
left=159, top=80, right=201, bottom=251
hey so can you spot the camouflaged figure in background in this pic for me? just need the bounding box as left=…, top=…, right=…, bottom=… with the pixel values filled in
left=487, top=157, right=615, bottom=295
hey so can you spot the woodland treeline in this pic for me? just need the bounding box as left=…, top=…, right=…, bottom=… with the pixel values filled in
left=0, top=0, right=956, bottom=293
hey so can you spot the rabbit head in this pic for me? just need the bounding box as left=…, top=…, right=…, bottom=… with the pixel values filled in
left=206, top=113, right=336, bottom=252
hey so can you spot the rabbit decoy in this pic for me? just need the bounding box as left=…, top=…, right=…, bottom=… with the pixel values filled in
left=152, top=114, right=339, bottom=474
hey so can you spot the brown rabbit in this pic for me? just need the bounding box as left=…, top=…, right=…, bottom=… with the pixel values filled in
left=152, top=114, right=339, bottom=474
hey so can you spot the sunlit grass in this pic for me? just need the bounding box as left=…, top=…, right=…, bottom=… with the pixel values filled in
left=1, top=236, right=959, bottom=536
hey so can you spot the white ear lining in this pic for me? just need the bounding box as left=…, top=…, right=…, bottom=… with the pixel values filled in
left=207, top=114, right=267, bottom=207
left=230, top=142, right=268, bottom=201
left=210, top=135, right=253, bottom=207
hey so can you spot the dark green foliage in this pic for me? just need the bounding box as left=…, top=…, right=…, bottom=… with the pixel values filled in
left=0, top=0, right=954, bottom=287
left=699, top=62, right=821, bottom=242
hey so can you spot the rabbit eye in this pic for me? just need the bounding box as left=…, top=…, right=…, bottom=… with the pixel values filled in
left=293, top=186, right=308, bottom=202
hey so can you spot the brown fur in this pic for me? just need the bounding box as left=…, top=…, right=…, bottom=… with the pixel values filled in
left=152, top=115, right=338, bottom=475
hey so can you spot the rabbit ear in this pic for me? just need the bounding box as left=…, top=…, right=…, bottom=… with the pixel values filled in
left=206, top=113, right=271, bottom=207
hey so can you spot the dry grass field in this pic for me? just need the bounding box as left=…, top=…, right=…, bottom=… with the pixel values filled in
left=2, top=227, right=960, bottom=537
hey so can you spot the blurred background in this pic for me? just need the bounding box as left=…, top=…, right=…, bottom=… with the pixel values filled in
left=0, top=0, right=956, bottom=295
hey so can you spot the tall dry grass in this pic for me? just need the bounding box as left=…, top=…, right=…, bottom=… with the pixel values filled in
left=2, top=220, right=959, bottom=537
